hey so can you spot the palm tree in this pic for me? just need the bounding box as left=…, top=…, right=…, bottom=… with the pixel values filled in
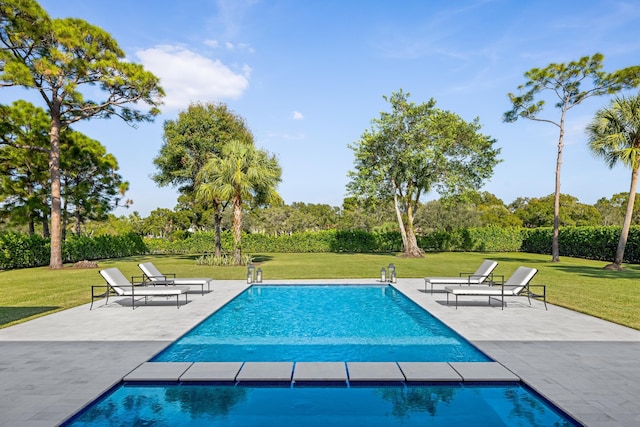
left=197, top=140, right=283, bottom=264
left=587, top=93, right=640, bottom=270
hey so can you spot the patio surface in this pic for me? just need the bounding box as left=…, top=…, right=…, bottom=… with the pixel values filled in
left=0, top=278, right=639, bottom=426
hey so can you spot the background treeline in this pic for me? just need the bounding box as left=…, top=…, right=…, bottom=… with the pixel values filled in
left=3, top=190, right=640, bottom=269
left=5, top=191, right=636, bottom=240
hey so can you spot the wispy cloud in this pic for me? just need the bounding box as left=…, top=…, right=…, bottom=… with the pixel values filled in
left=136, top=45, right=250, bottom=110
left=292, top=111, right=304, bottom=120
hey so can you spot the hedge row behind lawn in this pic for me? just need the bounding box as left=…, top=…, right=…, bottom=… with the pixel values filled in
left=144, top=225, right=638, bottom=263
left=0, top=232, right=147, bottom=270
left=2, top=225, right=638, bottom=270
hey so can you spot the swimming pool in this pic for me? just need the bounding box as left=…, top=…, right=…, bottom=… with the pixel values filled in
left=62, top=382, right=580, bottom=426
left=152, top=285, right=490, bottom=362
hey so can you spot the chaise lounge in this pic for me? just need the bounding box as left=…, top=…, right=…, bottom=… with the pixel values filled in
left=444, top=266, right=546, bottom=310
left=91, top=267, right=190, bottom=309
left=424, top=259, right=498, bottom=294
left=138, top=262, right=213, bottom=295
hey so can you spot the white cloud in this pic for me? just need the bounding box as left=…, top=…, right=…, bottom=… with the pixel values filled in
left=135, top=45, right=249, bottom=110
left=292, top=111, right=304, bottom=120
left=204, top=39, right=219, bottom=48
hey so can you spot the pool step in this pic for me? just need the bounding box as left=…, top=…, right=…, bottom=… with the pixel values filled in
left=124, top=361, right=519, bottom=384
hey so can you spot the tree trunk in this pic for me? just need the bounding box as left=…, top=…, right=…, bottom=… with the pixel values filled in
left=404, top=198, right=423, bottom=257
left=393, top=192, right=423, bottom=258
left=552, top=110, right=566, bottom=262
left=392, top=192, right=409, bottom=250
left=48, top=115, right=63, bottom=269
left=232, top=195, right=242, bottom=265
left=42, top=217, right=49, bottom=238
left=214, top=204, right=222, bottom=258
left=608, top=165, right=640, bottom=270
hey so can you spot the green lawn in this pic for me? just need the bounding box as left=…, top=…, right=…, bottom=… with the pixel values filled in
left=1, top=252, right=639, bottom=330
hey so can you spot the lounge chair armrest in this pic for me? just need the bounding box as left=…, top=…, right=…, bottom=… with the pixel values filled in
left=458, top=271, right=473, bottom=277
left=130, top=275, right=150, bottom=284
left=488, top=275, right=505, bottom=285
left=91, top=285, right=109, bottom=298
left=526, top=283, right=546, bottom=297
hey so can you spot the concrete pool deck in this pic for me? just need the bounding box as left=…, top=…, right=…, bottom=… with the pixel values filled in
left=0, top=278, right=638, bottom=426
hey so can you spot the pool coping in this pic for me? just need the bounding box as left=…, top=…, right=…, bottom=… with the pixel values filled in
left=122, top=360, right=520, bottom=384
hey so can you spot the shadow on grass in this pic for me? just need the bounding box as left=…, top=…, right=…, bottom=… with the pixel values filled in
left=489, top=255, right=549, bottom=264
left=490, top=255, right=640, bottom=279
left=546, top=264, right=640, bottom=279
left=0, top=306, right=59, bottom=327
left=251, top=254, right=274, bottom=263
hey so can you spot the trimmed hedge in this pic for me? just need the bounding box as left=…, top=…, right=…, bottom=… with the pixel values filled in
left=144, top=225, right=640, bottom=264
left=522, top=226, right=640, bottom=263
left=145, top=228, right=523, bottom=255
left=5, top=225, right=638, bottom=269
left=0, top=232, right=147, bottom=270
left=0, top=232, right=50, bottom=270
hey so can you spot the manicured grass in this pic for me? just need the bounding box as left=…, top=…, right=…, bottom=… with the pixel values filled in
left=1, top=252, right=639, bottom=330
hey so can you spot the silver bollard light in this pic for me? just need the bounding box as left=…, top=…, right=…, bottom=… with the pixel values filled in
left=247, top=264, right=255, bottom=284
left=387, top=263, right=395, bottom=282
left=256, top=268, right=263, bottom=283
left=380, top=267, right=387, bottom=282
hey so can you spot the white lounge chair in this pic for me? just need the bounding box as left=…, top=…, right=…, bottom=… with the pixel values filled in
left=424, top=259, right=498, bottom=294
left=91, top=267, right=190, bottom=309
left=445, top=266, right=546, bottom=310
left=138, top=262, right=213, bottom=295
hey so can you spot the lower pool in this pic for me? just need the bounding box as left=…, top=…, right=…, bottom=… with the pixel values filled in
left=152, top=285, right=490, bottom=362
left=62, top=382, right=581, bottom=426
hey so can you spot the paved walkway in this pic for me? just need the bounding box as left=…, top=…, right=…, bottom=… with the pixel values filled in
left=0, top=278, right=639, bottom=426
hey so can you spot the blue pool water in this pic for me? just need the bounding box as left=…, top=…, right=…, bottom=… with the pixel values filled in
left=152, top=285, right=490, bottom=362
left=62, top=383, right=580, bottom=426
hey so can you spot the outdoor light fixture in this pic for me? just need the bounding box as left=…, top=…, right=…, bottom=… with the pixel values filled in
left=247, top=264, right=255, bottom=284
left=388, top=263, right=395, bottom=282
left=380, top=267, right=386, bottom=282
left=391, top=269, right=397, bottom=283
left=256, top=268, right=263, bottom=283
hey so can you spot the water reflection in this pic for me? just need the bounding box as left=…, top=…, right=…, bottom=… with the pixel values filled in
left=65, top=383, right=578, bottom=426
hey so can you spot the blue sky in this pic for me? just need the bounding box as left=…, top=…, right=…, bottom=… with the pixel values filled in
left=4, top=0, right=640, bottom=217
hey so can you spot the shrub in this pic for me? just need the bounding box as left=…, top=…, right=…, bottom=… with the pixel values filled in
left=0, top=232, right=147, bottom=270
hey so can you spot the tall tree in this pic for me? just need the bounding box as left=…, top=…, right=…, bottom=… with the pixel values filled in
left=587, top=94, right=640, bottom=270
left=504, top=53, right=640, bottom=262
left=0, top=0, right=163, bottom=268
left=153, top=102, right=252, bottom=256
left=348, top=90, right=500, bottom=257
left=197, top=140, right=283, bottom=265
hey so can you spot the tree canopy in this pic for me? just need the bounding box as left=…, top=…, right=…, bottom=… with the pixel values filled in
left=348, top=89, right=501, bottom=257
